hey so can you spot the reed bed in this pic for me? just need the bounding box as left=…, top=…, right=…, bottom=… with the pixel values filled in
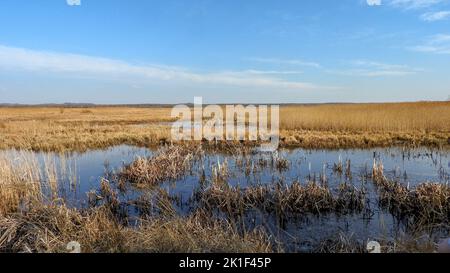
left=119, top=145, right=200, bottom=186
left=1, top=102, right=449, bottom=152
left=1, top=201, right=441, bottom=253
left=127, top=210, right=273, bottom=253
left=279, top=102, right=450, bottom=148
left=0, top=107, right=173, bottom=152
left=281, top=102, right=450, bottom=132
left=0, top=146, right=447, bottom=253
left=0, top=160, right=274, bottom=253
left=372, top=160, right=450, bottom=223
left=0, top=153, right=47, bottom=215
left=200, top=180, right=366, bottom=217
left=0, top=204, right=273, bottom=253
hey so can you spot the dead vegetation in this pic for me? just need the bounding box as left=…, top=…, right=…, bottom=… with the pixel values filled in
left=0, top=156, right=273, bottom=253
left=200, top=180, right=366, bottom=218
left=119, top=145, right=200, bottom=186
left=372, top=160, right=450, bottom=224
left=0, top=204, right=273, bottom=253
left=0, top=146, right=448, bottom=253
left=0, top=153, right=46, bottom=215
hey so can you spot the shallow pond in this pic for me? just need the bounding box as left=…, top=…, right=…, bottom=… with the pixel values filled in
left=2, top=145, right=449, bottom=251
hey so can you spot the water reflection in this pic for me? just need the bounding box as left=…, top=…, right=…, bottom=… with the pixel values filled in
left=1, top=145, right=448, bottom=251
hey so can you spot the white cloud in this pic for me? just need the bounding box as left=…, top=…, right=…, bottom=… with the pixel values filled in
left=0, top=45, right=333, bottom=91
left=389, top=0, right=445, bottom=9
left=410, top=34, right=450, bottom=54
left=383, top=0, right=449, bottom=21
left=246, top=57, right=321, bottom=68
left=329, top=60, right=422, bottom=77
left=420, top=10, right=450, bottom=21
left=367, top=0, right=382, bottom=6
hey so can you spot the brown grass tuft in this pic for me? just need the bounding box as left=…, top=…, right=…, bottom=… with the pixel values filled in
left=0, top=205, right=273, bottom=253
left=372, top=161, right=450, bottom=223
left=119, top=145, right=199, bottom=186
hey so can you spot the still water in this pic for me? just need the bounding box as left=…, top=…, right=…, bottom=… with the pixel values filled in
left=2, top=145, right=449, bottom=251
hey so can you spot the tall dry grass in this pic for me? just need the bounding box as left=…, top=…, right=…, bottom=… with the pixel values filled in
left=0, top=102, right=449, bottom=151
left=280, top=102, right=450, bottom=132
left=279, top=102, right=450, bottom=148
left=0, top=153, right=43, bottom=215
left=0, top=205, right=273, bottom=253
left=119, top=145, right=199, bottom=186
left=0, top=149, right=274, bottom=253
left=372, top=160, right=450, bottom=224
left=0, top=152, right=65, bottom=215
left=0, top=107, right=173, bottom=151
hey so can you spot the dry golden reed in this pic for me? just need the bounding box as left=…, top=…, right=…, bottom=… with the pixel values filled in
left=0, top=107, right=173, bottom=152
left=200, top=180, right=366, bottom=217
left=119, top=145, right=199, bottom=186
left=280, top=102, right=450, bottom=132
left=1, top=102, right=449, bottom=151
left=0, top=153, right=43, bottom=215
left=0, top=204, right=274, bottom=253
left=280, top=102, right=450, bottom=148
left=372, top=160, right=450, bottom=223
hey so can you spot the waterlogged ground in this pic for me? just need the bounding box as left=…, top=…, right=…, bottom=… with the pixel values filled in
left=2, top=145, right=449, bottom=251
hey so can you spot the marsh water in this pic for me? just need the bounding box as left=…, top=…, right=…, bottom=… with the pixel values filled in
left=3, top=145, right=449, bottom=251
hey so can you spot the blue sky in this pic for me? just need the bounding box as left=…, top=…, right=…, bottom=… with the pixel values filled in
left=0, top=0, right=450, bottom=104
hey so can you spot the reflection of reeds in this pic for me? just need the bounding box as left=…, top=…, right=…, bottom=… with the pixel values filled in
left=131, top=188, right=178, bottom=218
left=211, top=159, right=229, bottom=186
left=333, top=155, right=343, bottom=174
left=273, top=154, right=289, bottom=172
left=313, top=232, right=437, bottom=253
left=314, top=232, right=365, bottom=253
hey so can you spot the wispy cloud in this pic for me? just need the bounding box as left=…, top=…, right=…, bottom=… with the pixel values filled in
left=366, top=0, right=382, bottom=6
left=376, top=0, right=450, bottom=21
left=420, top=10, right=450, bottom=20
left=233, top=70, right=304, bottom=75
left=389, top=0, right=446, bottom=9
left=246, top=57, right=322, bottom=68
left=0, top=45, right=333, bottom=91
left=410, top=34, right=450, bottom=54
left=329, top=60, right=422, bottom=77
left=366, top=0, right=447, bottom=9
